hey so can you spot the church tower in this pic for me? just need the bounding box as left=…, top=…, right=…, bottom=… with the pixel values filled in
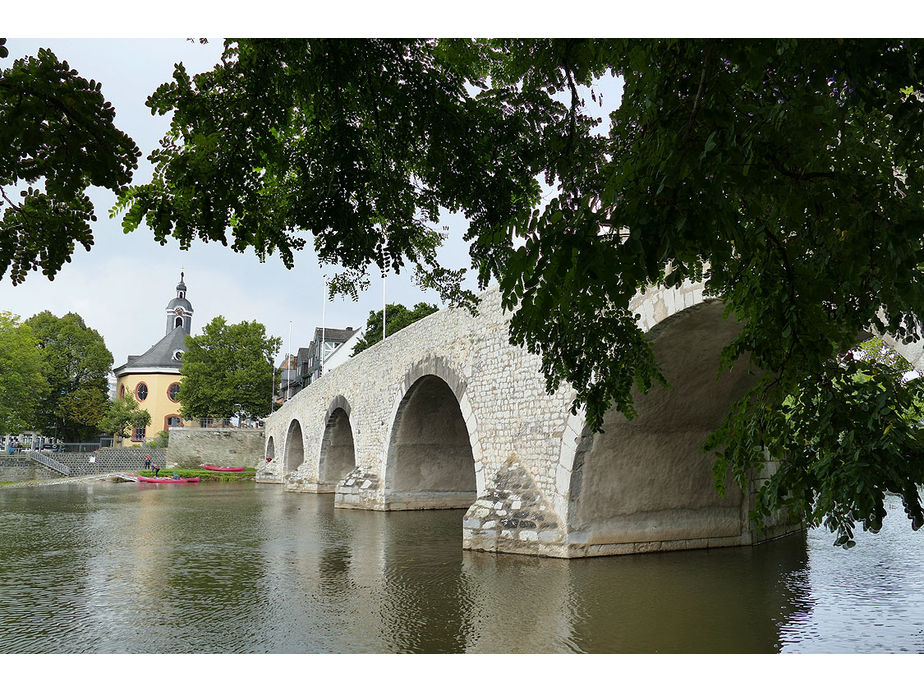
left=113, top=271, right=196, bottom=446
left=165, top=271, right=194, bottom=336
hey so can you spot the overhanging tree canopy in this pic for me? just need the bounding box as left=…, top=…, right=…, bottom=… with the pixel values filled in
left=7, top=38, right=924, bottom=544
left=0, top=39, right=140, bottom=285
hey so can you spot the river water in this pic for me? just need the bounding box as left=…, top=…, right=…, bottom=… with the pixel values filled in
left=0, top=481, right=921, bottom=653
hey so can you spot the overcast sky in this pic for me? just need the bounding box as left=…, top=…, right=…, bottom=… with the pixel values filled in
left=0, top=38, right=481, bottom=371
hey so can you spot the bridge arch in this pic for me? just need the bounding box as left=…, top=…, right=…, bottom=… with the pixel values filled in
left=318, top=395, right=356, bottom=491
left=382, top=357, right=482, bottom=509
left=555, top=299, right=762, bottom=555
left=284, top=418, right=305, bottom=474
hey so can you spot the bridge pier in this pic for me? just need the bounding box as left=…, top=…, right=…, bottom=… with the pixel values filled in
left=461, top=459, right=570, bottom=557
left=334, top=468, right=477, bottom=510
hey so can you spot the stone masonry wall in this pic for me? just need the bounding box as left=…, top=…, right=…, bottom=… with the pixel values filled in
left=166, top=428, right=264, bottom=469
left=40, top=448, right=167, bottom=475
left=262, top=280, right=800, bottom=558
left=263, top=286, right=576, bottom=515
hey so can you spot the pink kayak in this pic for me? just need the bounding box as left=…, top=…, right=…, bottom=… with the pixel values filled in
left=202, top=465, right=245, bottom=472
left=136, top=476, right=200, bottom=484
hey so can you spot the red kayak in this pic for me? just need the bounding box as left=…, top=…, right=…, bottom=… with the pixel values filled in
left=136, top=476, right=200, bottom=484
left=202, top=465, right=245, bottom=472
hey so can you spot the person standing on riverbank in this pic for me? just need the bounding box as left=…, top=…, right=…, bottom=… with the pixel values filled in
left=152, top=462, right=160, bottom=477
left=144, top=455, right=151, bottom=469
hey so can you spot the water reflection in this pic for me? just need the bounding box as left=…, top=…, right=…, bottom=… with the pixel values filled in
left=779, top=503, right=924, bottom=653
left=0, top=483, right=921, bottom=653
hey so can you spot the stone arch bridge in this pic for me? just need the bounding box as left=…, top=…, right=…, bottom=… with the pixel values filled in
left=260, top=282, right=923, bottom=559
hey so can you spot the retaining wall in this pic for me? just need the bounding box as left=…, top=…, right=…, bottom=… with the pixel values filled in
left=44, top=448, right=167, bottom=475
left=0, top=457, right=62, bottom=482
left=166, top=428, right=264, bottom=469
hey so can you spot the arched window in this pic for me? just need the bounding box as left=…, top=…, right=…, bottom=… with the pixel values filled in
left=165, top=415, right=183, bottom=428
left=135, top=382, right=148, bottom=401
left=119, top=384, right=125, bottom=399
left=175, top=317, right=183, bottom=328
left=167, top=382, right=180, bottom=402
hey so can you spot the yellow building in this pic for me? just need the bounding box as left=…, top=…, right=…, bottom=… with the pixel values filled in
left=112, top=273, right=194, bottom=445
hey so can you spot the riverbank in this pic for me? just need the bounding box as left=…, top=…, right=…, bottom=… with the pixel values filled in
left=0, top=473, right=114, bottom=489
left=0, top=467, right=256, bottom=489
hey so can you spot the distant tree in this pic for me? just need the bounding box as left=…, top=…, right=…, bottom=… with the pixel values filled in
left=24, top=311, right=113, bottom=441
left=98, top=393, right=152, bottom=441
left=351, top=302, right=439, bottom=356
left=0, top=311, right=48, bottom=435
left=0, top=39, right=140, bottom=286
left=179, top=316, right=281, bottom=420
left=147, top=429, right=170, bottom=448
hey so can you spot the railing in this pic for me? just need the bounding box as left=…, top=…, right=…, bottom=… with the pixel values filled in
left=28, top=450, right=70, bottom=476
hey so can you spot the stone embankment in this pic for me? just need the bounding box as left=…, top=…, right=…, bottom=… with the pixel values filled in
left=0, top=472, right=116, bottom=489
left=1, top=448, right=167, bottom=480
left=42, top=448, right=167, bottom=475
left=166, top=428, right=264, bottom=469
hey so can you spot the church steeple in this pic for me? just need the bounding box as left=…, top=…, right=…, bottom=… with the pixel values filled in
left=165, top=271, right=194, bottom=336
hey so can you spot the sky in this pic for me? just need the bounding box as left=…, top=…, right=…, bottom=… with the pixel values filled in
left=0, top=38, right=482, bottom=371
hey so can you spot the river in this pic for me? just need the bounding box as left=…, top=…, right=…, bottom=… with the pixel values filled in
left=0, top=481, right=921, bottom=653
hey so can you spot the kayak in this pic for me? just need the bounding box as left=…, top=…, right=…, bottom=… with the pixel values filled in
left=202, top=465, right=245, bottom=472
left=136, top=476, right=200, bottom=484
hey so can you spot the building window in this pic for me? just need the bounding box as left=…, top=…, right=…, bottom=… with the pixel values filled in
left=119, top=384, right=125, bottom=398
left=132, top=427, right=146, bottom=442
left=135, top=382, right=148, bottom=401
left=165, top=415, right=183, bottom=428
left=168, top=382, right=180, bottom=402
left=175, top=317, right=183, bottom=328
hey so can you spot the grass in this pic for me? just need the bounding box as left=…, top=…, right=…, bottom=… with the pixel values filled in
left=135, top=467, right=256, bottom=482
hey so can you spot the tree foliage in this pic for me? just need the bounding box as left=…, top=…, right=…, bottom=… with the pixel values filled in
left=8, top=38, right=924, bottom=544
left=0, top=311, right=48, bottom=435
left=98, top=391, right=152, bottom=440
left=351, top=302, right=439, bottom=355
left=24, top=311, right=113, bottom=441
left=0, top=38, right=140, bottom=285
left=178, top=316, right=281, bottom=420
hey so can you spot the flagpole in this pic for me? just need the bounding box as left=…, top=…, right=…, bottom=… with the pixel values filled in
left=286, top=321, right=293, bottom=401
left=320, top=275, right=327, bottom=378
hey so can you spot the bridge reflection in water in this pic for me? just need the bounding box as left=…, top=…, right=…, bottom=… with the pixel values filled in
left=0, top=482, right=873, bottom=653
